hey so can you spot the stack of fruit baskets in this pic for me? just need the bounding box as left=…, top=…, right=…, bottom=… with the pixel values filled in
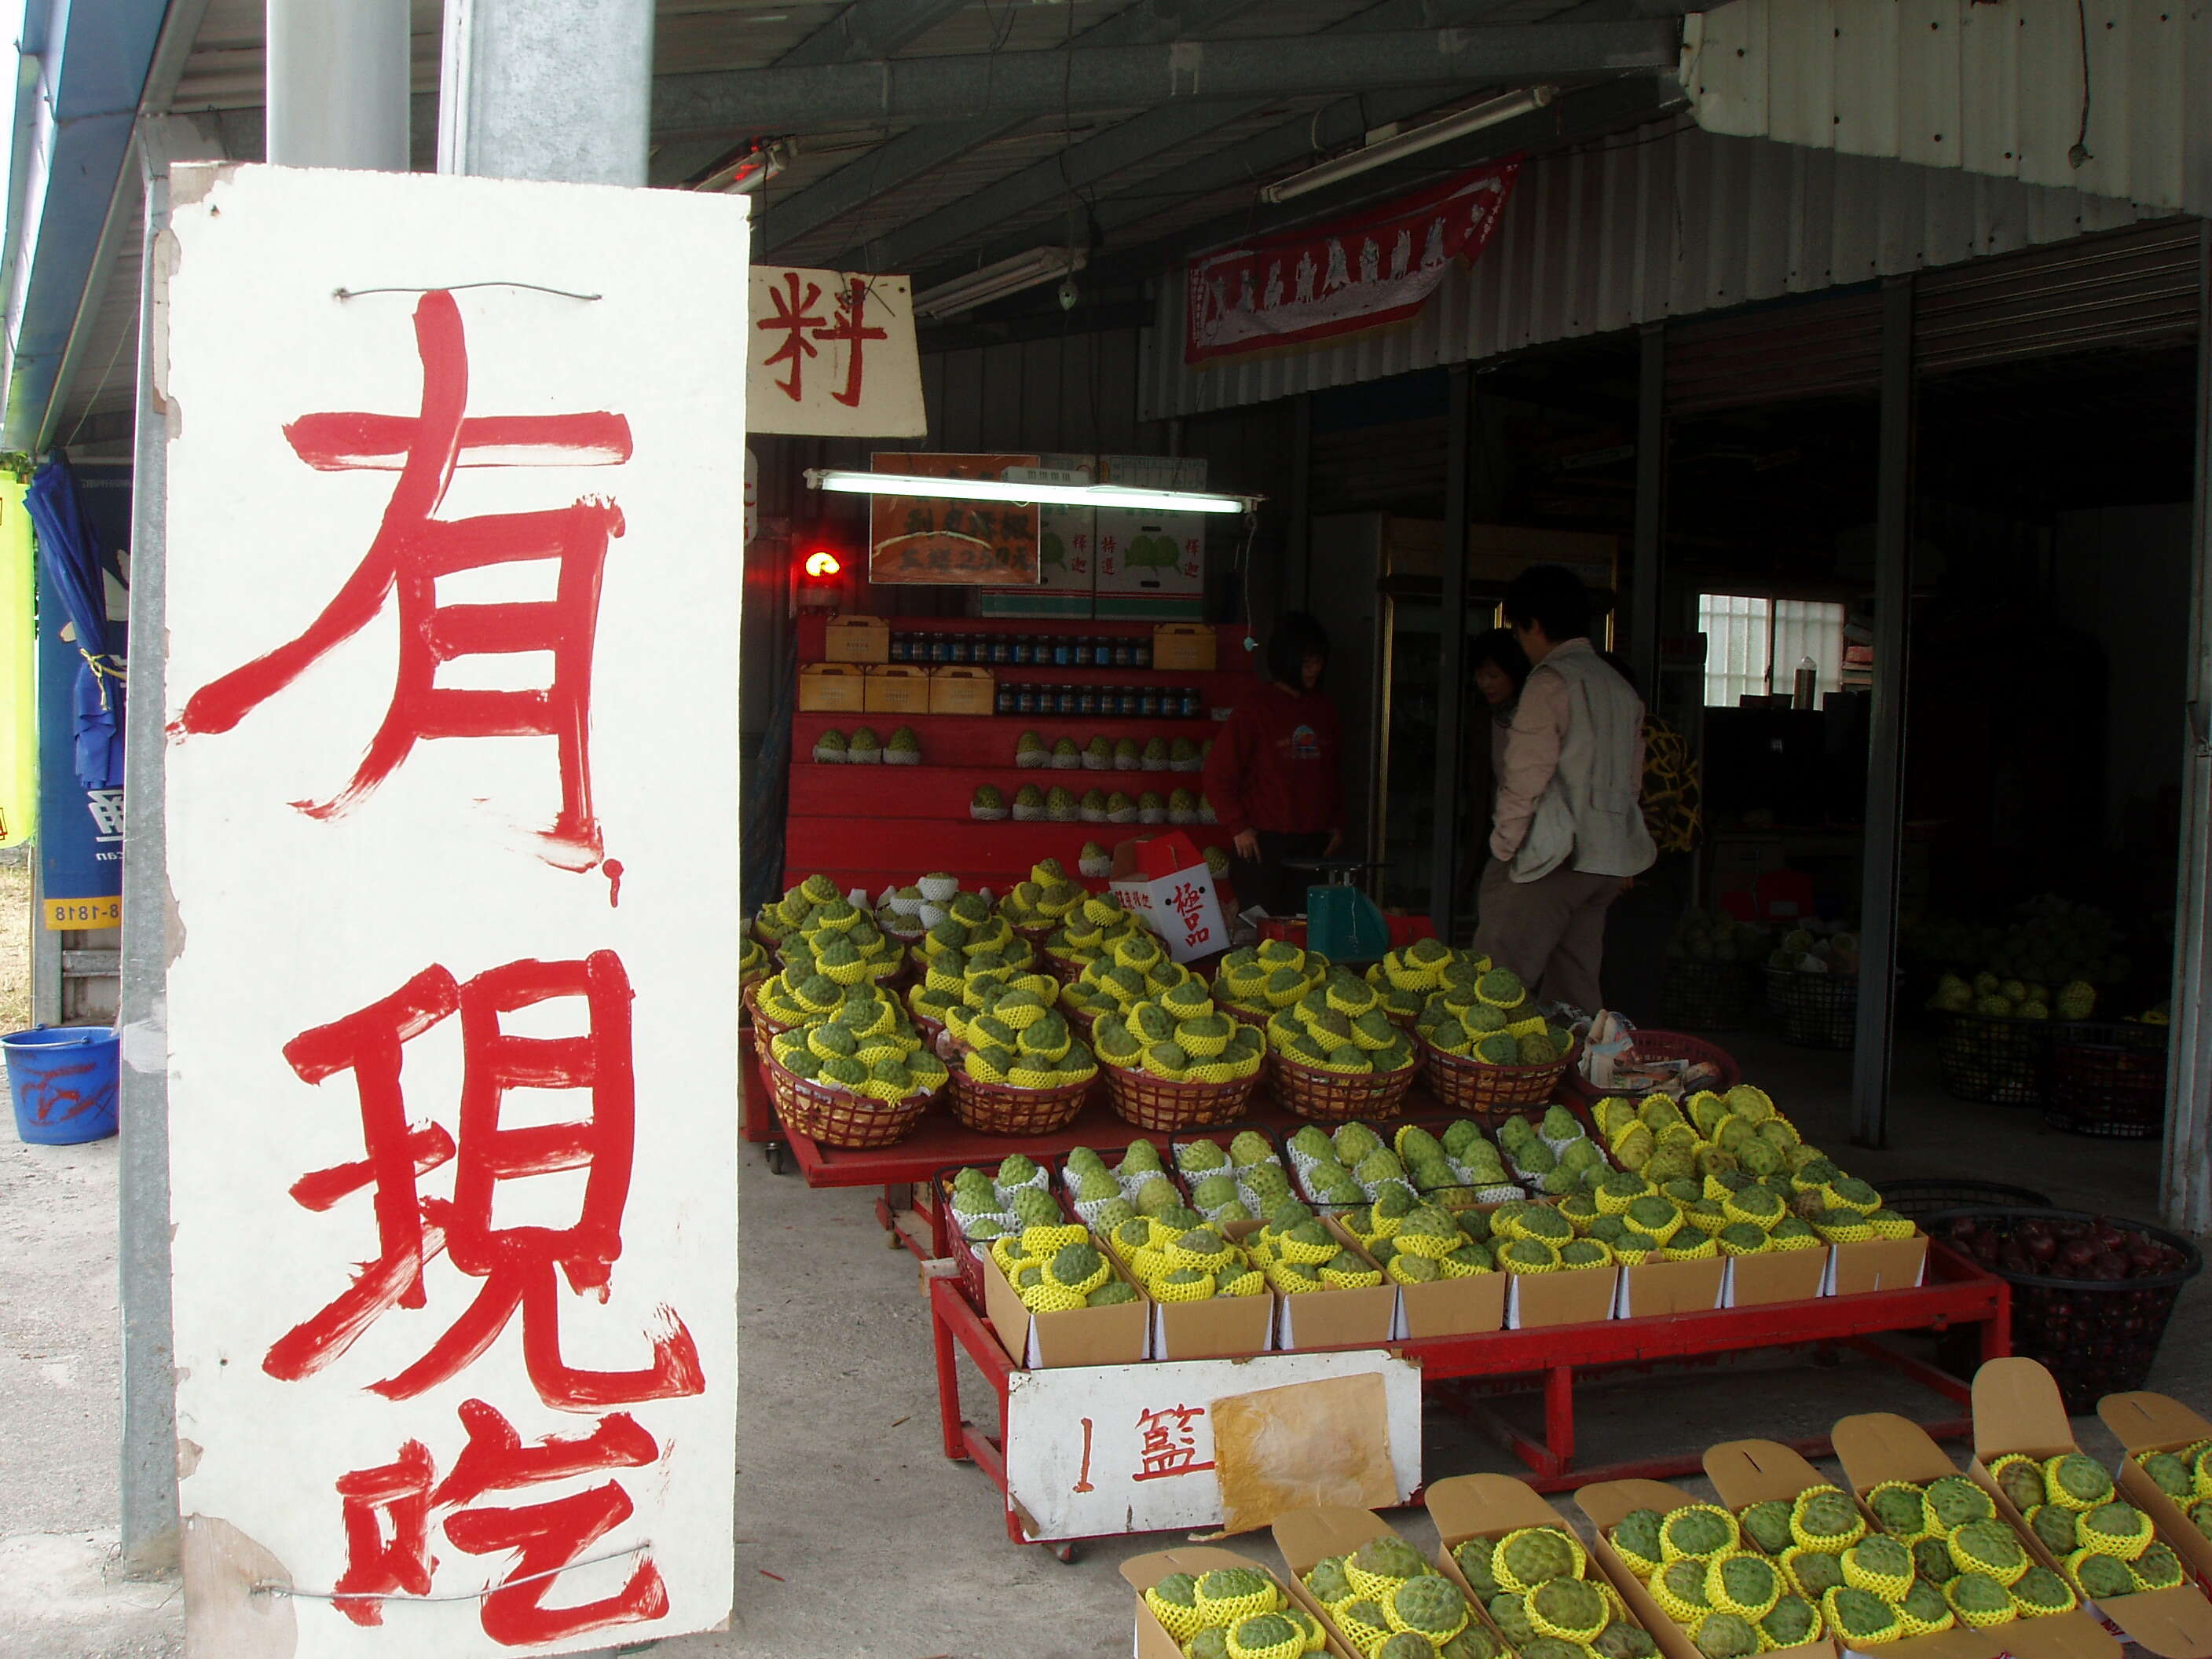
left=1924, top=971, right=2088, bottom=1105
left=753, top=873, right=910, bottom=994
left=1995, top=1451, right=2195, bottom=1606
left=936, top=976, right=1101, bottom=1135
left=1449, top=1522, right=1653, bottom=1659
left=1101, top=1203, right=1274, bottom=1309
left=1210, top=938, right=1331, bottom=1031
left=995, top=859, right=1092, bottom=950
left=1144, top=1564, right=1332, bottom=1659
left=1170, top=1130, right=1297, bottom=1227
left=1259, top=967, right=1423, bottom=1122
left=1285, top=1119, right=1530, bottom=1214
left=1410, top=955, right=1579, bottom=1117
left=1050, top=895, right=1167, bottom=1020
left=753, top=976, right=947, bottom=1147
left=1368, top=939, right=1457, bottom=1026
left=1086, top=957, right=1269, bottom=1131
left=903, top=898, right=1041, bottom=1044
left=1299, top=1531, right=1496, bottom=1658
left=1657, top=908, right=1767, bottom=1030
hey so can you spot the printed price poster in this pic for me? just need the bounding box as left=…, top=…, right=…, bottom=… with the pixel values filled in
left=159, top=163, right=745, bottom=1656
left=866, top=452, right=1040, bottom=584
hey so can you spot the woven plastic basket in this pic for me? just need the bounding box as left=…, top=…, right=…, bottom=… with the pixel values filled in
left=1220, top=1002, right=1274, bottom=1032
left=947, top=1070, right=1097, bottom=1136
left=1658, top=958, right=1756, bottom=1030
left=1416, top=1035, right=1575, bottom=1118
left=1270, top=1052, right=1421, bottom=1124
left=759, top=1049, right=937, bottom=1148
left=1936, top=1010, right=2048, bottom=1105
left=2045, top=1020, right=2170, bottom=1139
left=1101, top=1060, right=1262, bottom=1133
left=1776, top=972, right=1859, bottom=1050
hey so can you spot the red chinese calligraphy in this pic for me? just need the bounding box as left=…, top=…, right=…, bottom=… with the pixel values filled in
left=756, top=272, right=887, bottom=407
left=814, top=278, right=886, bottom=408
left=332, top=1438, right=437, bottom=1625
left=265, top=951, right=705, bottom=1412
left=335, top=1399, right=666, bottom=1643
left=1131, top=1402, right=1214, bottom=1482
left=168, top=291, right=632, bottom=872
left=756, top=269, right=825, bottom=400
left=1170, top=879, right=1213, bottom=947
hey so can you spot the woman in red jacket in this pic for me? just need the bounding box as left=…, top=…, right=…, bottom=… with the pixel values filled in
left=1203, top=610, right=1344, bottom=917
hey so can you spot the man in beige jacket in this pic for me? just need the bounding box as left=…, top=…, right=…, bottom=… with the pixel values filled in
left=1473, top=565, right=1657, bottom=1015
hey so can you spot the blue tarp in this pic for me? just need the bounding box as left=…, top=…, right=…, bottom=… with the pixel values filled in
left=27, top=454, right=125, bottom=790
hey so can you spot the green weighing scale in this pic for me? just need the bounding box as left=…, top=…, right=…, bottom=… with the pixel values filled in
left=1283, top=855, right=1393, bottom=963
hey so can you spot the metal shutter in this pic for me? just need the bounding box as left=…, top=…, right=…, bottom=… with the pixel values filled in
left=1914, top=220, right=2203, bottom=375
left=1663, top=290, right=1887, bottom=415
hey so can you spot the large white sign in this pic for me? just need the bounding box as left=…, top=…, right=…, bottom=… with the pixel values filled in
left=745, top=266, right=925, bottom=437
left=161, top=163, right=745, bottom=1657
left=1003, top=1351, right=1422, bottom=1540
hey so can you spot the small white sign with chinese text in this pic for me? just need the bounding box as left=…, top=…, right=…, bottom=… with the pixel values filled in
left=1002, top=1350, right=1420, bottom=1540
left=747, top=266, right=925, bottom=438
left=162, top=163, right=745, bottom=1657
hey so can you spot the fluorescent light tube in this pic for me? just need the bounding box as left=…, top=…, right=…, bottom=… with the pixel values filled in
left=912, top=247, right=1086, bottom=320
left=1260, top=86, right=1554, bottom=204
left=805, top=469, right=1253, bottom=514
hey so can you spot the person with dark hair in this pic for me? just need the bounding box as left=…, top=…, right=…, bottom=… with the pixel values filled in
left=1203, top=610, right=1343, bottom=915
left=1471, top=625, right=1531, bottom=767
left=1472, top=565, right=1656, bottom=1013
left=1457, top=626, right=1533, bottom=916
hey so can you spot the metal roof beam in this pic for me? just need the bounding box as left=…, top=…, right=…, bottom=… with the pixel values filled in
left=655, top=20, right=1681, bottom=136
left=778, top=0, right=974, bottom=67
left=751, top=0, right=1274, bottom=255
left=840, top=0, right=1545, bottom=271
left=649, top=0, right=972, bottom=185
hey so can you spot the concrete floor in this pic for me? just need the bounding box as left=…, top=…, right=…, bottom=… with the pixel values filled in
left=3, top=1020, right=2207, bottom=1657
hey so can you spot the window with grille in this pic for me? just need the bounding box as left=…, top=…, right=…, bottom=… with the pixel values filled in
left=1697, top=594, right=1844, bottom=707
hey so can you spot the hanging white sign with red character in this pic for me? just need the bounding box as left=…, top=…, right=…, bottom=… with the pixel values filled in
left=747, top=266, right=926, bottom=438
left=1184, top=160, right=1520, bottom=366
left=160, top=162, right=745, bottom=1657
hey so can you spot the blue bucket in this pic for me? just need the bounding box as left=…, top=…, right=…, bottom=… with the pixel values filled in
left=3, top=1025, right=120, bottom=1144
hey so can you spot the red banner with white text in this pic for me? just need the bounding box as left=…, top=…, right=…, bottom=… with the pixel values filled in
left=1184, top=159, right=1521, bottom=365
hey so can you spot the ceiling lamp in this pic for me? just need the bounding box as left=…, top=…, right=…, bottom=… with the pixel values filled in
left=1260, top=86, right=1555, bottom=204
left=804, top=467, right=1254, bottom=515
left=911, top=247, right=1086, bottom=320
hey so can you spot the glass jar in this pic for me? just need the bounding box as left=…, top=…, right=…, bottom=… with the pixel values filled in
left=992, top=637, right=1013, bottom=665
left=1072, top=636, right=1093, bottom=668
left=1059, top=684, right=1081, bottom=716
left=1050, top=635, right=1072, bottom=668
left=1118, top=688, right=1141, bottom=717
left=1077, top=686, right=1099, bottom=716
left=1139, top=689, right=1160, bottom=718
left=1178, top=687, right=1201, bottom=719
left=888, top=632, right=910, bottom=664
left=1131, top=635, right=1152, bottom=669
left=925, top=632, right=946, bottom=664
left=995, top=683, right=1015, bottom=716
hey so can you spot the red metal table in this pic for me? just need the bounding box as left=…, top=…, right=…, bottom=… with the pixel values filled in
left=928, top=1243, right=2009, bottom=1549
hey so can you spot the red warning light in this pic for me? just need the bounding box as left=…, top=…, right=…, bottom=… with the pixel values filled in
left=803, top=550, right=842, bottom=579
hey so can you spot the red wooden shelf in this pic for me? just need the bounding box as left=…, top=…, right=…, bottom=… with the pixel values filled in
left=794, top=712, right=1223, bottom=767
left=781, top=817, right=1231, bottom=892
left=788, top=764, right=1212, bottom=819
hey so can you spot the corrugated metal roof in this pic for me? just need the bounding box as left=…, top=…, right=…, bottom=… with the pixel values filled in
left=1136, top=118, right=2163, bottom=420
left=1683, top=0, right=2212, bottom=218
